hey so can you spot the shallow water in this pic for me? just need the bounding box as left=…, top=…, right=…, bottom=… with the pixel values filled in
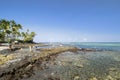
left=54, top=51, right=120, bottom=80
left=25, top=50, right=120, bottom=80
left=23, top=42, right=120, bottom=80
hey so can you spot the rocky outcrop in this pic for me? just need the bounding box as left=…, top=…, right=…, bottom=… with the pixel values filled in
left=0, top=46, right=80, bottom=80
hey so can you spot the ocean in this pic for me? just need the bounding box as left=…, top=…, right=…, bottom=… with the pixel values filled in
left=61, top=42, right=120, bottom=51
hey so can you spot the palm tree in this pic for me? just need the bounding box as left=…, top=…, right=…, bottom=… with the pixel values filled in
left=0, top=21, right=3, bottom=42
left=0, top=19, right=36, bottom=44
left=10, top=20, right=22, bottom=41
left=0, top=19, right=11, bottom=42
left=30, top=32, right=36, bottom=39
left=14, top=24, right=22, bottom=40
left=21, top=30, right=36, bottom=43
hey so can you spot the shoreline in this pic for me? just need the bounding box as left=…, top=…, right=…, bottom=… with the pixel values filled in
left=0, top=46, right=80, bottom=80
left=0, top=46, right=9, bottom=51
left=0, top=43, right=119, bottom=80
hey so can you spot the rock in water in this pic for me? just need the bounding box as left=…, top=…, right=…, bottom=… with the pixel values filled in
left=74, top=63, right=83, bottom=68
left=74, top=76, right=80, bottom=80
left=90, top=77, right=97, bottom=80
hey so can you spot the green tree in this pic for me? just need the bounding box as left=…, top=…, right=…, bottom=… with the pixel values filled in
left=0, top=19, right=11, bottom=42
left=21, top=29, right=36, bottom=43
left=10, top=20, right=22, bottom=40
left=0, top=19, right=36, bottom=44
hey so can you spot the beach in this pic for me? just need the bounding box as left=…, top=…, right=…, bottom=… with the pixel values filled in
left=1, top=0, right=120, bottom=79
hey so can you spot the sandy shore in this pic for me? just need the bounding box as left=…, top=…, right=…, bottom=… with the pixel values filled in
left=0, top=46, right=9, bottom=51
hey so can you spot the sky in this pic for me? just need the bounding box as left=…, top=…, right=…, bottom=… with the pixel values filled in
left=0, top=0, right=120, bottom=42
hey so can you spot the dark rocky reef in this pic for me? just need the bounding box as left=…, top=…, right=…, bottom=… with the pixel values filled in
left=0, top=46, right=80, bottom=80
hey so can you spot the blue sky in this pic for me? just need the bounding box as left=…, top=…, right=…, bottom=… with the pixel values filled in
left=0, top=0, right=120, bottom=42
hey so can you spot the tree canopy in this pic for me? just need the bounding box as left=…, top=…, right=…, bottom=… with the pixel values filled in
left=0, top=19, right=36, bottom=43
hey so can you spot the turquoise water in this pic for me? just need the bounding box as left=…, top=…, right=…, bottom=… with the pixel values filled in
left=63, top=42, right=120, bottom=51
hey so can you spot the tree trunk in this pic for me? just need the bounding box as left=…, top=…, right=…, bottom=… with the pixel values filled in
left=9, top=43, right=12, bottom=51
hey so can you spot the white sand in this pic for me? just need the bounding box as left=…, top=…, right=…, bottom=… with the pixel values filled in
left=0, top=46, right=9, bottom=51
